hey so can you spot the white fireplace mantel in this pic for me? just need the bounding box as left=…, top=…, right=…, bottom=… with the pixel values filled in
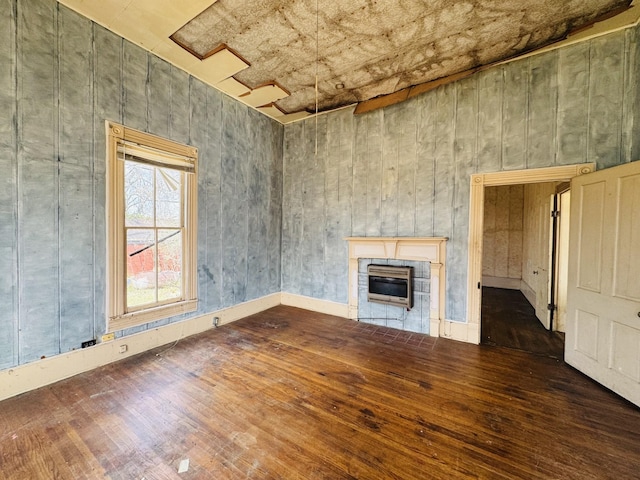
left=346, top=237, right=447, bottom=337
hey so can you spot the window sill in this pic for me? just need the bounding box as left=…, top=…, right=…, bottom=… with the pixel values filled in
left=108, top=299, right=198, bottom=332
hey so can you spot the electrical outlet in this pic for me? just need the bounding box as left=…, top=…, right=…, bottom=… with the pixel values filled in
left=213, top=316, right=220, bottom=327
left=101, top=333, right=115, bottom=342
left=81, top=339, right=96, bottom=348
left=119, top=344, right=128, bottom=354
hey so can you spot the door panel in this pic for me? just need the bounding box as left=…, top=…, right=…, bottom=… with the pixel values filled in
left=567, top=160, right=640, bottom=407
left=614, top=174, right=640, bottom=300
left=573, top=309, right=599, bottom=359
left=610, top=322, right=640, bottom=382
left=576, top=181, right=605, bottom=292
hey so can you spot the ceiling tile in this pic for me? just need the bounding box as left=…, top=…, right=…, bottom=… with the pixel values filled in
left=216, top=77, right=251, bottom=97
left=240, top=84, right=289, bottom=108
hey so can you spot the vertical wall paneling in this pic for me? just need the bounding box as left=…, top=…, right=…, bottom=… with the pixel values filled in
left=170, top=67, right=190, bottom=144
left=0, top=0, right=18, bottom=368
left=281, top=122, right=304, bottom=293
left=502, top=61, right=528, bottom=170
left=381, top=104, right=400, bottom=236
left=449, top=77, right=478, bottom=320
left=324, top=114, right=340, bottom=302
left=257, top=115, right=282, bottom=295
left=351, top=116, right=369, bottom=236
left=93, top=25, right=122, bottom=336
left=477, top=68, right=503, bottom=172
left=282, top=26, right=639, bottom=324
left=483, top=186, right=524, bottom=281
left=556, top=42, right=590, bottom=166
left=1, top=0, right=283, bottom=370
left=628, top=26, right=640, bottom=161
left=235, top=105, right=250, bottom=303
left=433, top=84, right=456, bottom=238
left=527, top=51, right=558, bottom=168
left=122, top=41, right=148, bottom=132
left=190, top=77, right=209, bottom=314
left=246, top=112, right=268, bottom=301
left=204, top=83, right=224, bottom=312
left=299, top=118, right=325, bottom=297
left=220, top=97, right=238, bottom=307
left=325, top=109, right=353, bottom=303
left=365, top=111, right=384, bottom=237
left=58, top=7, right=94, bottom=350
left=396, top=101, right=418, bottom=235
left=508, top=187, right=525, bottom=279
left=267, top=121, right=283, bottom=294
left=415, top=93, right=436, bottom=236
left=17, top=0, right=60, bottom=362
left=588, top=33, right=625, bottom=169
left=483, top=187, right=497, bottom=276
left=148, top=55, right=171, bottom=138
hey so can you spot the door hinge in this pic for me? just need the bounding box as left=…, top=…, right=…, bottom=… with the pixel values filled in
left=551, top=210, right=560, bottom=218
left=547, top=303, right=556, bottom=311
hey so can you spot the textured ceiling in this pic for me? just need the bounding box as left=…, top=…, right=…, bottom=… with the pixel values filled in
left=171, top=0, right=631, bottom=115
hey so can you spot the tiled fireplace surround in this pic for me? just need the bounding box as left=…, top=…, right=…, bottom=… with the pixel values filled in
left=346, top=238, right=447, bottom=337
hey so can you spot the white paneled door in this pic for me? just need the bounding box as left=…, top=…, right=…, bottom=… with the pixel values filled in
left=566, top=160, right=640, bottom=407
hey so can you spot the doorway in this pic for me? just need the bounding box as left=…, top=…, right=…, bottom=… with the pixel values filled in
left=466, top=163, right=596, bottom=345
left=479, top=181, right=566, bottom=357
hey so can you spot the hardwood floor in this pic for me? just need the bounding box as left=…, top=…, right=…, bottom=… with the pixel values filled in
left=1, top=306, right=639, bottom=479
left=481, top=287, right=565, bottom=358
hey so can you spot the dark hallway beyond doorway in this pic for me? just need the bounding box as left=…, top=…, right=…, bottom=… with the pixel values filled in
left=481, top=287, right=565, bottom=359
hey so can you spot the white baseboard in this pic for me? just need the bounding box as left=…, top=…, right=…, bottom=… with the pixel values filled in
left=2, top=292, right=485, bottom=401
left=216, top=293, right=281, bottom=325
left=280, top=292, right=349, bottom=318
left=520, top=280, right=536, bottom=309
left=441, top=319, right=481, bottom=345
left=482, top=276, right=521, bottom=290
left=0, top=293, right=281, bottom=402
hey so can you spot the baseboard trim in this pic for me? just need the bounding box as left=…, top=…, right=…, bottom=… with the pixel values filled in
left=482, top=276, right=521, bottom=290
left=441, top=319, right=481, bottom=345
left=0, top=293, right=281, bottom=402
left=520, top=280, right=536, bottom=309
left=280, top=292, right=349, bottom=318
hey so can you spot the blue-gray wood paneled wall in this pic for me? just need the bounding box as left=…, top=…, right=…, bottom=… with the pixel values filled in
left=282, top=26, right=640, bottom=323
left=0, top=0, right=283, bottom=369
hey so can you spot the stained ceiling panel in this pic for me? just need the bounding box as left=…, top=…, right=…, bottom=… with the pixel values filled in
left=60, top=0, right=638, bottom=122
left=187, top=47, right=250, bottom=85
left=171, top=0, right=632, bottom=115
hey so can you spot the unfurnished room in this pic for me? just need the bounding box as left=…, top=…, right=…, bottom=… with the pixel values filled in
left=1, top=0, right=640, bottom=478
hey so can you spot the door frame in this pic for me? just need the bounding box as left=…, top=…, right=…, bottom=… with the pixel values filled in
left=552, top=185, right=571, bottom=332
left=466, top=163, right=595, bottom=344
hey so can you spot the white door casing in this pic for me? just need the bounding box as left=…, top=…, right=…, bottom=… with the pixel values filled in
left=554, top=190, right=571, bottom=333
left=467, top=163, right=595, bottom=344
left=566, top=160, right=640, bottom=407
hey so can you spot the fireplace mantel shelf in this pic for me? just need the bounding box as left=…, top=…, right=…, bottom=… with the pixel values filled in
left=345, top=237, right=448, bottom=337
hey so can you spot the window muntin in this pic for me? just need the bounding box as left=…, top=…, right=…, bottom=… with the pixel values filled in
left=107, top=122, right=198, bottom=331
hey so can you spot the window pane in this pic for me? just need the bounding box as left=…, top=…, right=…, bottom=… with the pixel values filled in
left=156, top=168, right=182, bottom=228
left=127, top=229, right=156, bottom=308
left=157, top=229, right=182, bottom=302
left=125, top=161, right=154, bottom=227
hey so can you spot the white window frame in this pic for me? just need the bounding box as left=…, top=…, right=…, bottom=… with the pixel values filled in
left=106, top=121, right=198, bottom=332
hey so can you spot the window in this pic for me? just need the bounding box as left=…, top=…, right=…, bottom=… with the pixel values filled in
left=107, top=122, right=198, bottom=331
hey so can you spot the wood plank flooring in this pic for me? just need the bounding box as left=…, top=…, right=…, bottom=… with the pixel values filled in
left=1, top=306, right=639, bottom=479
left=481, top=287, right=565, bottom=358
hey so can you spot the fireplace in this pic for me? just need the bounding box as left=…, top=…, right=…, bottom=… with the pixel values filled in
left=367, top=264, right=413, bottom=309
left=346, top=237, right=448, bottom=337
